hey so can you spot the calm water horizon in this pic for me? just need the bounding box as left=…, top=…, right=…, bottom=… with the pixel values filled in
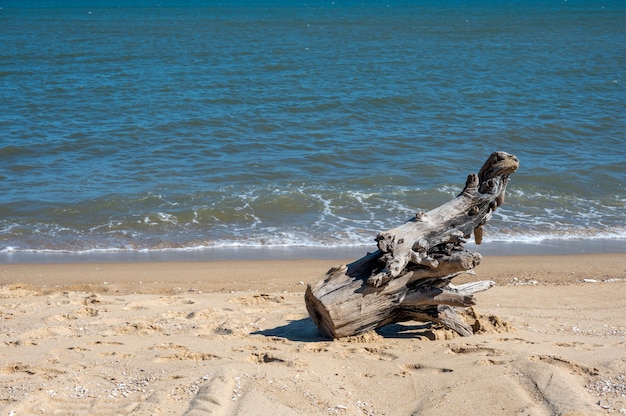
left=1, top=1, right=625, bottom=262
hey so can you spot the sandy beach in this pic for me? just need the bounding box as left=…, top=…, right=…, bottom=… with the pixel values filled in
left=1, top=253, right=625, bottom=415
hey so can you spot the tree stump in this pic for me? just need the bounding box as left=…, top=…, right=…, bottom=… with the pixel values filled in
left=305, top=151, right=519, bottom=339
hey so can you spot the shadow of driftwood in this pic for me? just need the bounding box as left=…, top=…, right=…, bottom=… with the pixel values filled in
left=376, top=322, right=437, bottom=340
left=253, top=319, right=437, bottom=342
left=252, top=318, right=330, bottom=342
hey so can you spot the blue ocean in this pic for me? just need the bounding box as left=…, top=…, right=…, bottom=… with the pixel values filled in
left=1, top=1, right=625, bottom=261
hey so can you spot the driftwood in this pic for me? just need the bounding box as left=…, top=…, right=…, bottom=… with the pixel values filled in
left=305, top=151, right=519, bottom=339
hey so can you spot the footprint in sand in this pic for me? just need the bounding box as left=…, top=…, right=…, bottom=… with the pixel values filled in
left=100, top=351, right=134, bottom=359
left=75, top=306, right=100, bottom=317
left=496, top=337, right=537, bottom=345
left=553, top=341, right=604, bottom=350
left=4, top=339, right=38, bottom=347
left=2, top=362, right=36, bottom=375
left=229, top=293, right=285, bottom=306
left=123, top=296, right=195, bottom=311
left=401, top=363, right=454, bottom=373
left=289, top=342, right=331, bottom=355
left=211, top=319, right=253, bottom=337
left=346, top=346, right=399, bottom=361
left=250, top=352, right=288, bottom=364
left=22, top=325, right=75, bottom=340
left=45, top=313, right=79, bottom=322
left=476, top=358, right=510, bottom=366
left=82, top=293, right=109, bottom=305
left=528, top=354, right=600, bottom=376
left=114, top=321, right=164, bottom=336
left=152, top=343, right=221, bottom=362
left=89, top=340, right=125, bottom=346
left=1, top=362, right=66, bottom=379
left=447, top=343, right=503, bottom=356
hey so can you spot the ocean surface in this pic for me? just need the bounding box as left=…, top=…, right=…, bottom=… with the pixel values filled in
left=1, top=1, right=625, bottom=262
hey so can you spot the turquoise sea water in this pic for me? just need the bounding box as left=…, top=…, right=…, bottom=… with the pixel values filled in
left=1, top=1, right=625, bottom=261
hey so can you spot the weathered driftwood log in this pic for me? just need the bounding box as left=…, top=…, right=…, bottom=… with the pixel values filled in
left=305, top=151, right=519, bottom=339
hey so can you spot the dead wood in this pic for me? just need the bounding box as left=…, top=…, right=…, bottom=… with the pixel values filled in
left=305, top=151, right=519, bottom=339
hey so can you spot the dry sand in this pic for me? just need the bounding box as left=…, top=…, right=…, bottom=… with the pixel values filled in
left=1, top=253, right=625, bottom=415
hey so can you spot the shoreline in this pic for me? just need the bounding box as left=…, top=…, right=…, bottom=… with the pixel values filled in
left=2, top=252, right=625, bottom=296
left=2, top=237, right=626, bottom=265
